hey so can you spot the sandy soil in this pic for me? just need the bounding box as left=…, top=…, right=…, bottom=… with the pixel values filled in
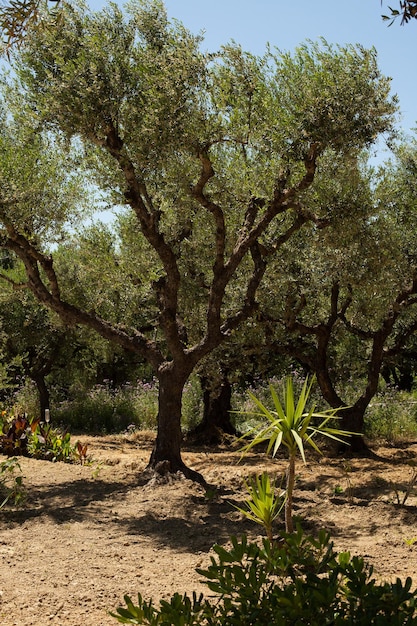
left=1, top=432, right=417, bottom=625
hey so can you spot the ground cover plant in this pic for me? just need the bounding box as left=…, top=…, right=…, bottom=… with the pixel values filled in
left=111, top=527, right=417, bottom=625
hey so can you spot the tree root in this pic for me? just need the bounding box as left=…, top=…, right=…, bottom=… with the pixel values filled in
left=140, top=459, right=209, bottom=488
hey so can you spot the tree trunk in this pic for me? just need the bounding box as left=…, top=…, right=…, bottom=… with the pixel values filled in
left=148, top=366, right=207, bottom=485
left=188, top=374, right=236, bottom=445
left=339, top=405, right=370, bottom=454
left=32, top=374, right=50, bottom=421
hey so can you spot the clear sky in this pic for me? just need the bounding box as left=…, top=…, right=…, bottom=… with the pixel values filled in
left=89, top=0, right=417, bottom=149
left=161, top=0, right=416, bottom=139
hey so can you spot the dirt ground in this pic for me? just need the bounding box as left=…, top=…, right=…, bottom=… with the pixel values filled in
left=1, top=432, right=417, bottom=626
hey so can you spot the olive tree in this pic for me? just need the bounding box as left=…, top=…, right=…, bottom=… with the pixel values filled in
left=0, top=1, right=396, bottom=481
left=256, top=146, right=417, bottom=451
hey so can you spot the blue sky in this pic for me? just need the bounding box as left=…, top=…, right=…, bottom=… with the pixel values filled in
left=160, top=0, right=416, bottom=142
left=90, top=0, right=416, bottom=143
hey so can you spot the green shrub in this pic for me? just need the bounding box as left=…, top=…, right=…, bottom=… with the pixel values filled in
left=365, top=387, right=417, bottom=442
left=0, top=413, right=77, bottom=462
left=111, top=527, right=417, bottom=625
left=52, top=380, right=159, bottom=433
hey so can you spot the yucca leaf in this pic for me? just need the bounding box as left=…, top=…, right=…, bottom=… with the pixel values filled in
left=248, top=391, right=276, bottom=421
left=291, top=429, right=306, bottom=463
left=272, top=429, right=283, bottom=457
left=285, top=377, right=295, bottom=421
left=269, top=384, right=286, bottom=421
left=303, top=432, right=323, bottom=455
left=294, top=377, right=309, bottom=420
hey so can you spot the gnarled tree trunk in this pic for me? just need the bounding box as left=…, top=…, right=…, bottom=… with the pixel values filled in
left=148, top=366, right=206, bottom=485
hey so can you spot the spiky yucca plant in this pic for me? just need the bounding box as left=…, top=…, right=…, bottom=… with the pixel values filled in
left=239, top=376, right=353, bottom=532
left=234, top=472, right=285, bottom=541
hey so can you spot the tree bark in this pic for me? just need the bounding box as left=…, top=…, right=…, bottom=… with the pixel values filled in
left=188, top=373, right=236, bottom=445
left=32, top=374, right=50, bottom=422
left=148, top=366, right=207, bottom=485
left=338, top=405, right=370, bottom=454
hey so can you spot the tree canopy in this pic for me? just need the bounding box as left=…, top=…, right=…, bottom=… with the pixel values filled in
left=0, top=1, right=399, bottom=479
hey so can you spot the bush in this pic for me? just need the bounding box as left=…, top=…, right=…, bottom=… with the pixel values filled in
left=365, top=387, right=417, bottom=442
left=0, top=413, right=77, bottom=462
left=52, top=380, right=159, bottom=433
left=111, top=527, right=417, bottom=625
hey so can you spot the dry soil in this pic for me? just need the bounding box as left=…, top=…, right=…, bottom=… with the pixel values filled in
left=1, top=432, right=417, bottom=625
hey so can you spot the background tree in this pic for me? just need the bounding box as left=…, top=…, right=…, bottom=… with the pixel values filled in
left=0, top=2, right=396, bottom=481
left=255, top=146, right=417, bottom=451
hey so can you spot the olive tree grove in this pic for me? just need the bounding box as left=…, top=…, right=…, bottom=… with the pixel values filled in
left=0, top=1, right=397, bottom=481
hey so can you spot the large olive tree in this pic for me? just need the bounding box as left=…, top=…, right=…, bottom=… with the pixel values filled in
left=0, top=1, right=396, bottom=481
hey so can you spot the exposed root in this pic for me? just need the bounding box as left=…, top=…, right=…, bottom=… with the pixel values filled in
left=140, top=459, right=210, bottom=488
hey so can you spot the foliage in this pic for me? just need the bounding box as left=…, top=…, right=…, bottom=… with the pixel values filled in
left=237, top=375, right=352, bottom=531
left=111, top=527, right=417, bottom=625
left=11, top=375, right=201, bottom=435
left=0, top=456, right=25, bottom=508
left=52, top=380, right=158, bottom=433
left=233, top=471, right=285, bottom=541
left=0, top=412, right=77, bottom=461
left=382, top=1, right=417, bottom=25
left=365, top=387, right=417, bottom=442
left=238, top=376, right=349, bottom=460
left=0, top=0, right=62, bottom=53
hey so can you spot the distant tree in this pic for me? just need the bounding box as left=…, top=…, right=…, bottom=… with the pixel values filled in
left=257, top=146, right=417, bottom=451
left=0, top=2, right=396, bottom=482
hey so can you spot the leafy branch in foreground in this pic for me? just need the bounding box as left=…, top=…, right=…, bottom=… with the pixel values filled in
left=110, top=528, right=417, bottom=625
left=381, top=0, right=417, bottom=25
left=237, top=375, right=353, bottom=532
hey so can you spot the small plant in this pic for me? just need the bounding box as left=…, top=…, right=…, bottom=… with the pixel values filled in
left=234, top=471, right=285, bottom=541
left=89, top=460, right=104, bottom=480
left=237, top=375, right=353, bottom=532
left=404, top=537, right=417, bottom=547
left=110, top=527, right=417, bottom=625
left=0, top=413, right=32, bottom=455
left=76, top=441, right=89, bottom=465
left=26, top=420, right=76, bottom=462
left=0, top=457, right=26, bottom=508
left=0, top=413, right=78, bottom=462
left=394, top=463, right=417, bottom=506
